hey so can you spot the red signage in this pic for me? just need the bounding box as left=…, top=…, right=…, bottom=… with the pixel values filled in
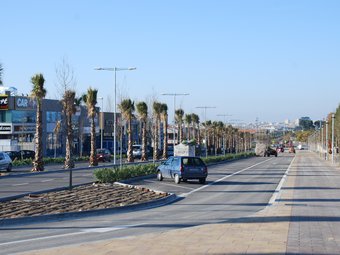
left=0, top=95, right=8, bottom=110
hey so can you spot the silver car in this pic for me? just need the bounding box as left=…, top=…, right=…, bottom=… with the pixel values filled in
left=0, top=152, right=13, bottom=172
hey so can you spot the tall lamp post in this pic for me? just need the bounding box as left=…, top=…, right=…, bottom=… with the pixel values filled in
left=161, top=93, right=189, bottom=147
left=217, top=114, right=232, bottom=156
left=326, top=120, right=329, bottom=160
left=98, top=97, right=104, bottom=149
left=94, top=67, right=136, bottom=165
left=196, top=106, right=216, bottom=158
left=332, top=113, right=335, bottom=164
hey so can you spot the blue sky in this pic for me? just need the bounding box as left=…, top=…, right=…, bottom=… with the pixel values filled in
left=1, top=0, right=340, bottom=124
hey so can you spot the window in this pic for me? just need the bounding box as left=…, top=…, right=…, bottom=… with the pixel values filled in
left=46, top=112, right=61, bottom=123
left=12, top=111, right=36, bottom=123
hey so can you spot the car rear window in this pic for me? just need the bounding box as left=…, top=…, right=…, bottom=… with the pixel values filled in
left=182, top=157, right=204, bottom=166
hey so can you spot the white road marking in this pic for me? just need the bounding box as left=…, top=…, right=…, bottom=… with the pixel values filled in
left=0, top=224, right=145, bottom=246
left=11, top=183, right=29, bottom=186
left=179, top=158, right=273, bottom=197
left=268, top=156, right=296, bottom=205
left=144, top=180, right=195, bottom=190
left=40, top=179, right=54, bottom=182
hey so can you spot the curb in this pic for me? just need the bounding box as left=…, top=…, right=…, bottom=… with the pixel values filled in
left=0, top=191, right=179, bottom=226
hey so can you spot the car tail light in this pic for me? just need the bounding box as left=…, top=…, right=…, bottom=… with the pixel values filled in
left=203, top=166, right=208, bottom=173
left=180, top=165, right=184, bottom=173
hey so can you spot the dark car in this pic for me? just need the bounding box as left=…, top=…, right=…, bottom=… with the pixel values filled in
left=0, top=152, right=13, bottom=172
left=156, top=156, right=208, bottom=184
left=5, top=151, right=21, bottom=161
left=96, top=149, right=111, bottom=162
left=264, top=147, right=278, bottom=157
left=19, top=150, right=35, bottom=159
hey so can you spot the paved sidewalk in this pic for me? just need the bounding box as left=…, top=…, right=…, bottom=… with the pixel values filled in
left=19, top=151, right=340, bottom=254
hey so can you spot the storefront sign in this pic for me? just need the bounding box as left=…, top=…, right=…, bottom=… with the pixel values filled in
left=0, top=95, right=9, bottom=110
left=14, top=125, right=36, bottom=132
left=15, top=97, right=37, bottom=110
left=0, top=125, right=11, bottom=132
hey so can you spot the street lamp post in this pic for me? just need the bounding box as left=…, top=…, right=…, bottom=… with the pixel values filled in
left=98, top=97, right=104, bottom=149
left=196, top=106, right=216, bottom=158
left=326, top=120, right=329, bottom=160
left=95, top=67, right=136, bottom=165
left=332, top=113, right=335, bottom=164
left=161, top=93, right=189, bottom=147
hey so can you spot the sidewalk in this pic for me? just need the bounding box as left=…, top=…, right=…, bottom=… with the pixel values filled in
left=19, top=151, right=340, bottom=254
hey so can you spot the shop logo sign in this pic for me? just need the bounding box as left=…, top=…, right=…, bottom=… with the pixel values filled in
left=15, top=97, right=37, bottom=110
left=0, top=125, right=11, bottom=131
left=0, top=95, right=8, bottom=110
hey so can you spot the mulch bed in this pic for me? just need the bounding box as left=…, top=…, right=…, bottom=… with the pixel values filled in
left=0, top=183, right=168, bottom=219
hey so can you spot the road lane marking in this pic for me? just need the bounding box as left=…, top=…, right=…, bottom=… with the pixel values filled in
left=144, top=180, right=195, bottom=190
left=179, top=158, right=273, bottom=197
left=40, top=179, right=54, bottom=182
left=268, top=156, right=296, bottom=205
left=11, top=183, right=29, bottom=186
left=0, top=224, right=145, bottom=247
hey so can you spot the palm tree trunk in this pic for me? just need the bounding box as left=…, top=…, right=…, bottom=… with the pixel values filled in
left=65, top=112, right=74, bottom=169
left=154, top=118, right=159, bottom=160
left=141, top=120, right=148, bottom=161
left=32, top=101, right=44, bottom=171
left=179, top=122, right=183, bottom=143
left=127, top=117, right=134, bottom=162
left=89, top=116, right=98, bottom=166
left=162, top=117, right=168, bottom=159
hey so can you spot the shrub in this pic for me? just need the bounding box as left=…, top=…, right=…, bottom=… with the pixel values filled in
left=94, top=163, right=159, bottom=183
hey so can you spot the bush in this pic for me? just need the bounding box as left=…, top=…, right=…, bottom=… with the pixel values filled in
left=94, top=163, right=159, bottom=183
left=202, top=152, right=255, bottom=164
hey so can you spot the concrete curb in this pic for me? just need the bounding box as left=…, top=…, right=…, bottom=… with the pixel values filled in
left=0, top=191, right=179, bottom=226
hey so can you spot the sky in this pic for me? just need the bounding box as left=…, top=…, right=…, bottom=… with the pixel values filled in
left=1, top=0, right=340, bottom=124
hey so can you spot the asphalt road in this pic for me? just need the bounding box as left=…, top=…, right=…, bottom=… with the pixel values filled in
left=0, top=154, right=294, bottom=254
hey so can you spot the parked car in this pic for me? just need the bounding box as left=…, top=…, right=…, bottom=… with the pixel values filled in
left=264, top=147, right=278, bottom=157
left=19, top=150, right=35, bottom=160
left=132, top=144, right=142, bottom=159
left=0, top=152, right=12, bottom=172
left=156, top=156, right=208, bottom=184
left=5, top=151, right=21, bottom=161
left=96, top=149, right=111, bottom=162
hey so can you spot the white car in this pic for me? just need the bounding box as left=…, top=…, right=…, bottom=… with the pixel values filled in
left=0, top=152, right=13, bottom=172
left=132, top=145, right=142, bottom=158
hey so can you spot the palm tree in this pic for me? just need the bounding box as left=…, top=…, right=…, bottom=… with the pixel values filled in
left=184, top=114, right=192, bottom=140
left=119, top=99, right=135, bottom=163
left=31, top=73, right=46, bottom=172
left=0, top=63, right=3, bottom=85
left=161, top=103, right=168, bottom=159
left=175, top=109, right=184, bottom=143
left=83, top=88, right=98, bottom=166
left=136, top=102, right=148, bottom=161
left=191, top=113, right=200, bottom=142
left=153, top=102, right=162, bottom=160
left=62, top=90, right=76, bottom=169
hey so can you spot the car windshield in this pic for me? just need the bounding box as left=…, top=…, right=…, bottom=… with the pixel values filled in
left=182, top=157, right=204, bottom=166
left=97, top=149, right=106, bottom=154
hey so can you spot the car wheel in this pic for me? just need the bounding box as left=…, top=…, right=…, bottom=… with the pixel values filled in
left=174, top=174, right=181, bottom=184
left=199, top=178, right=206, bottom=184
left=6, top=164, right=12, bottom=172
left=157, top=171, right=163, bottom=181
